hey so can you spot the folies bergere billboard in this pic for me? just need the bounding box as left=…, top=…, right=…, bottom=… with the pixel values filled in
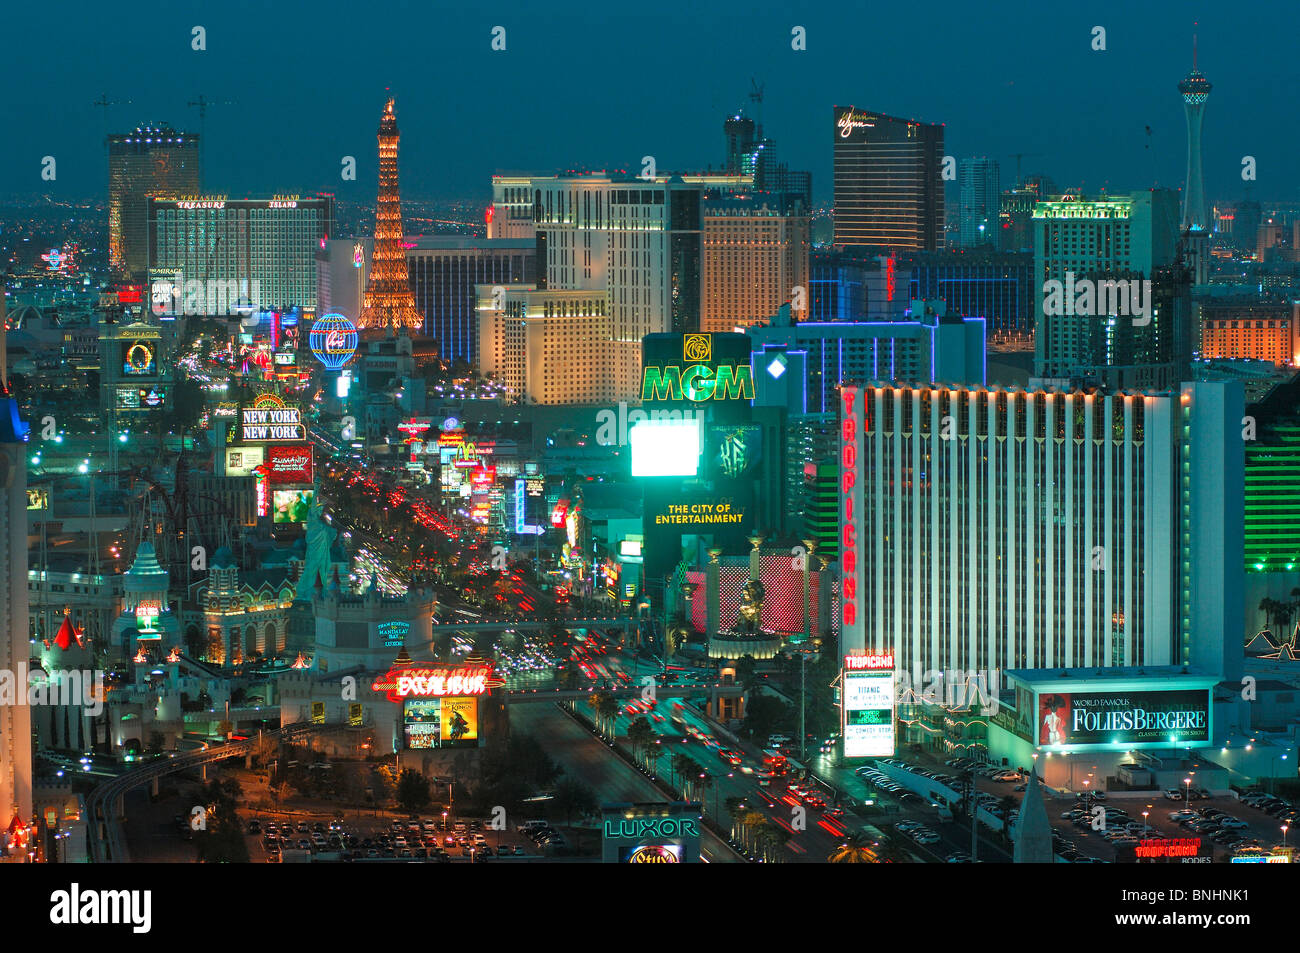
left=1036, top=689, right=1211, bottom=751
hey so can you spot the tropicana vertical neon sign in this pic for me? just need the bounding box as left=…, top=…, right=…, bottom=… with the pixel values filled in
left=840, top=387, right=864, bottom=643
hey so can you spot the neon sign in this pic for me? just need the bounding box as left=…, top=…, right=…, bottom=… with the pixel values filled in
left=255, top=466, right=270, bottom=517
left=840, top=387, right=864, bottom=647
left=641, top=364, right=755, bottom=402
left=371, top=664, right=501, bottom=702
left=836, top=109, right=875, bottom=138
left=1136, top=838, right=1200, bottom=859
left=844, top=653, right=893, bottom=671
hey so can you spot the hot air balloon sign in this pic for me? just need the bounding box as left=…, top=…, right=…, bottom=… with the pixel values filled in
left=309, top=313, right=359, bottom=370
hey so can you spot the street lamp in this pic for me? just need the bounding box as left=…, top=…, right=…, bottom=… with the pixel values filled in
left=1283, top=823, right=1291, bottom=849
left=1270, top=752, right=1289, bottom=796
left=1142, top=808, right=1150, bottom=836
left=1183, top=776, right=1192, bottom=803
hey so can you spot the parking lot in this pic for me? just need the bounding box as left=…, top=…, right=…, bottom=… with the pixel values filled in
left=238, top=810, right=574, bottom=862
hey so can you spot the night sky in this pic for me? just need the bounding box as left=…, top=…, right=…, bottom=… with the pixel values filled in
left=4, top=0, right=1296, bottom=207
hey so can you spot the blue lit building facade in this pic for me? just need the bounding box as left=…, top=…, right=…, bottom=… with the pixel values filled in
left=748, top=302, right=986, bottom=415
left=907, top=250, right=1034, bottom=339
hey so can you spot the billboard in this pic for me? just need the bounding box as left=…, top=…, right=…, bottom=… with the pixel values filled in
left=640, top=332, right=754, bottom=423
left=224, top=446, right=265, bottom=476
left=646, top=496, right=744, bottom=529
left=121, top=340, right=157, bottom=376
left=265, top=445, right=313, bottom=485
left=439, top=697, right=479, bottom=745
left=403, top=699, right=441, bottom=749
left=272, top=488, right=314, bottom=524
left=240, top=396, right=304, bottom=442
left=706, top=424, right=762, bottom=481
left=619, top=845, right=684, bottom=863
left=26, top=488, right=49, bottom=511
left=115, top=385, right=165, bottom=410
left=843, top=654, right=896, bottom=758
left=630, top=417, right=701, bottom=477
left=1037, top=689, right=1211, bottom=750
left=401, top=697, right=479, bottom=749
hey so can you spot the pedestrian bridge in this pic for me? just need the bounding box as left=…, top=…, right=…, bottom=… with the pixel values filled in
left=431, top=616, right=637, bottom=633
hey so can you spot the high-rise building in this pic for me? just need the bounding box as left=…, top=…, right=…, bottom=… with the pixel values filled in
left=476, top=285, right=616, bottom=404
left=108, top=123, right=200, bottom=280
left=1244, top=375, right=1300, bottom=576
left=1032, top=191, right=1191, bottom=389
left=907, top=249, right=1036, bottom=341
left=724, top=114, right=757, bottom=175
left=531, top=173, right=703, bottom=397
left=958, top=158, right=1001, bottom=248
left=1234, top=201, right=1262, bottom=254
left=998, top=177, right=1056, bottom=252
left=315, top=238, right=371, bottom=324
left=832, top=106, right=945, bottom=252
left=406, top=237, right=536, bottom=365
left=147, top=194, right=334, bottom=316
left=0, top=291, right=33, bottom=843
left=808, top=251, right=912, bottom=324
left=356, top=99, right=424, bottom=335
left=839, top=381, right=1244, bottom=684
left=1179, top=40, right=1213, bottom=232
left=701, top=193, right=809, bottom=332
left=1200, top=298, right=1299, bottom=365
left=809, top=251, right=868, bottom=323
left=488, top=176, right=540, bottom=241
left=749, top=300, right=985, bottom=415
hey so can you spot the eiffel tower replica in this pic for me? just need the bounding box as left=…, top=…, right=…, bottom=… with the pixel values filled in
left=356, top=97, right=424, bottom=336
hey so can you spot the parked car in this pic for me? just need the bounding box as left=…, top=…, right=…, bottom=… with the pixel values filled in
left=1163, top=789, right=1183, bottom=800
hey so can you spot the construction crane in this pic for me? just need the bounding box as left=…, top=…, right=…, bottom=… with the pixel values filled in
left=187, top=94, right=233, bottom=126
left=1008, top=152, right=1043, bottom=188
left=748, top=79, right=765, bottom=132
left=92, top=94, right=133, bottom=149
left=186, top=95, right=233, bottom=163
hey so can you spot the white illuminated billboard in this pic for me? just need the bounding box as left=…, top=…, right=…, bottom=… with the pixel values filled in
left=629, top=418, right=700, bottom=478
left=843, top=654, right=896, bottom=758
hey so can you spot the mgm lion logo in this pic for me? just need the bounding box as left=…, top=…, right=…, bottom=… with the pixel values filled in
left=683, top=333, right=711, bottom=363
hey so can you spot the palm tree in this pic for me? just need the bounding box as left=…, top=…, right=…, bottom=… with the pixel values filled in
left=1259, top=597, right=1288, bottom=642
left=828, top=830, right=877, bottom=863
left=695, top=771, right=715, bottom=816
left=998, top=794, right=1019, bottom=844
left=671, top=753, right=694, bottom=796
left=754, top=819, right=789, bottom=863
left=627, top=717, right=656, bottom=770
left=589, top=691, right=616, bottom=735
left=736, top=808, right=766, bottom=856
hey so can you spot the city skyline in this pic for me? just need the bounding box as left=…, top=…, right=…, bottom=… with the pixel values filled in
left=1, top=1, right=1289, bottom=208
left=4, top=0, right=1300, bottom=885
